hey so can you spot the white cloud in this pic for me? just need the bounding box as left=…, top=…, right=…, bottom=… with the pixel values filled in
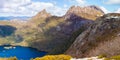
left=67, top=0, right=86, bottom=6
left=99, top=6, right=110, bottom=14
left=0, top=0, right=67, bottom=17
left=75, top=0, right=86, bottom=4
left=106, top=0, right=120, bottom=4
left=115, top=8, right=120, bottom=13
left=46, top=6, right=68, bottom=16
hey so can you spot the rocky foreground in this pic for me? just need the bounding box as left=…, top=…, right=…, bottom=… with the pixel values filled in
left=66, top=13, right=120, bottom=58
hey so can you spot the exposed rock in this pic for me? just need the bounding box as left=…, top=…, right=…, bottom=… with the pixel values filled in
left=66, top=13, right=120, bottom=58
left=64, top=5, right=104, bottom=20
left=89, top=5, right=104, bottom=13
left=32, top=9, right=51, bottom=19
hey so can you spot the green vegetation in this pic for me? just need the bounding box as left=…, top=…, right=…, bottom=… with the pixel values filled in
left=0, top=55, right=71, bottom=60
left=103, top=55, right=120, bottom=60
left=97, top=55, right=120, bottom=60
left=0, top=57, right=17, bottom=60
left=32, top=54, right=72, bottom=60
left=98, top=54, right=107, bottom=59
left=110, top=55, right=120, bottom=60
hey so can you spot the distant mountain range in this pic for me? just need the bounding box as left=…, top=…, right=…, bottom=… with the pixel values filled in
left=0, top=16, right=30, bottom=20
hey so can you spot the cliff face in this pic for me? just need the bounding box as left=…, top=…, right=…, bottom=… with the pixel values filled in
left=66, top=13, right=120, bottom=58
left=64, top=5, right=104, bottom=20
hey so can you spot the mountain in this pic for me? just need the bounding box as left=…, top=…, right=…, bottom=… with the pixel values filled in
left=64, top=5, right=104, bottom=20
left=89, top=5, right=104, bottom=13
left=66, top=13, right=120, bottom=58
left=0, top=16, right=30, bottom=20
left=0, top=5, right=104, bottom=54
left=28, top=9, right=94, bottom=54
left=32, top=9, right=51, bottom=19
left=27, top=5, right=104, bottom=54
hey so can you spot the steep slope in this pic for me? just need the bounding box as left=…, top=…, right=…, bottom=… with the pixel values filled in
left=30, top=9, right=51, bottom=25
left=28, top=5, right=104, bottom=54
left=66, top=13, right=120, bottom=58
left=29, top=10, right=94, bottom=54
left=32, top=9, right=51, bottom=19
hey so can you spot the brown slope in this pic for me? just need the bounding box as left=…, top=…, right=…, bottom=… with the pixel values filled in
left=29, top=9, right=52, bottom=26
left=66, top=13, right=120, bottom=58
left=29, top=14, right=93, bottom=54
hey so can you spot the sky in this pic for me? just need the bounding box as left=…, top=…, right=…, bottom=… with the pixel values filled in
left=0, top=0, right=119, bottom=17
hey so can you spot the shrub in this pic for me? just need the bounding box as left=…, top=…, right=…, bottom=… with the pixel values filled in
left=98, top=54, right=107, bottom=59
left=102, top=55, right=120, bottom=60
left=0, top=57, right=18, bottom=60
left=33, top=54, right=72, bottom=60
left=110, top=55, right=120, bottom=60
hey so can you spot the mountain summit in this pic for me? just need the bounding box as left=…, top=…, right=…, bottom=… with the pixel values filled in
left=89, top=5, right=104, bottom=13
left=64, top=5, right=104, bottom=20
left=30, top=9, right=51, bottom=25
left=32, top=9, right=51, bottom=19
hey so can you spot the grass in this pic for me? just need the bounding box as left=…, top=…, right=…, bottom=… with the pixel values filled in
left=0, top=57, right=17, bottom=60
left=97, top=55, right=120, bottom=60
left=98, top=54, right=107, bottom=59
left=32, top=54, right=72, bottom=60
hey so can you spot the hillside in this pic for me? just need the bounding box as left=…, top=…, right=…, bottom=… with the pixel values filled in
left=0, top=5, right=104, bottom=54
left=66, top=13, right=120, bottom=58
left=27, top=5, right=104, bottom=54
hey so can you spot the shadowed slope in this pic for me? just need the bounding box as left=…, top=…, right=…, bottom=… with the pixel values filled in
left=66, top=13, right=120, bottom=58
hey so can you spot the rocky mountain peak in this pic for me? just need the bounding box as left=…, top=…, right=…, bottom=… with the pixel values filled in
left=66, top=13, right=120, bottom=58
left=39, top=9, right=48, bottom=15
left=32, top=9, right=51, bottom=19
left=64, top=5, right=104, bottom=20
left=88, top=5, right=104, bottom=13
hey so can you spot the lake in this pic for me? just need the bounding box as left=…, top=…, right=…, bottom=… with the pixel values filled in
left=0, top=45, right=47, bottom=60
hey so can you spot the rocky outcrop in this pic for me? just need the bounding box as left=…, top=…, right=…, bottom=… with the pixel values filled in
left=66, top=13, right=120, bottom=58
left=29, top=9, right=52, bottom=25
left=32, top=9, right=51, bottom=19
left=64, top=5, right=104, bottom=20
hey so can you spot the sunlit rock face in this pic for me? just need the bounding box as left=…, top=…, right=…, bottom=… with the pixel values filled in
left=64, top=5, right=104, bottom=20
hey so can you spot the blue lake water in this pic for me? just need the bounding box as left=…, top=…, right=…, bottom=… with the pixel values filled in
left=0, top=45, right=47, bottom=60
